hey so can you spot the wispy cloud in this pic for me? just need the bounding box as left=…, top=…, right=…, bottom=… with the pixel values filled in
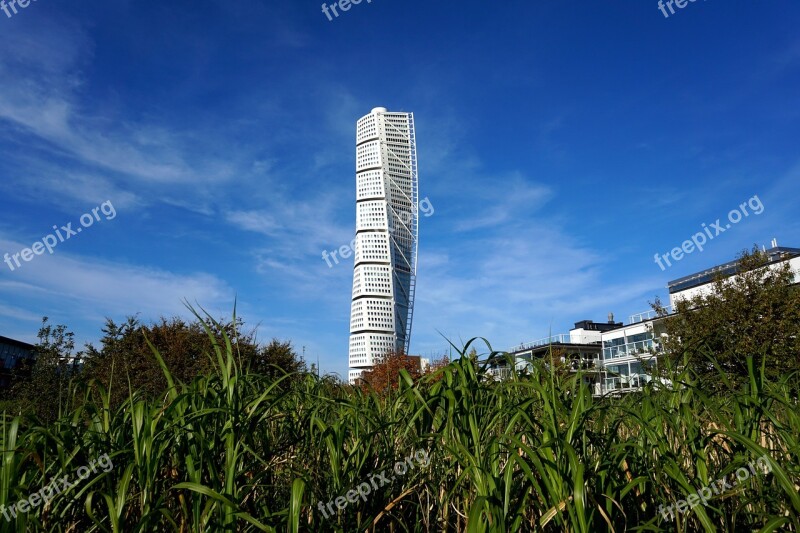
left=0, top=14, right=241, bottom=189
left=0, top=235, right=234, bottom=323
left=452, top=175, right=552, bottom=232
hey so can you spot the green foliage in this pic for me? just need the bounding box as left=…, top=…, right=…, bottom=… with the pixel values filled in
left=244, top=338, right=306, bottom=382
left=5, top=318, right=80, bottom=423
left=80, top=315, right=251, bottom=408
left=77, top=314, right=304, bottom=409
left=0, top=313, right=798, bottom=531
left=655, top=247, right=800, bottom=392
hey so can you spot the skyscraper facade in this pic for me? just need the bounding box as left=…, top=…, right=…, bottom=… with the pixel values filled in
left=348, top=107, right=419, bottom=384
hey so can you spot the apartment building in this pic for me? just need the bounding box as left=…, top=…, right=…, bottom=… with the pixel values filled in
left=503, top=243, right=800, bottom=396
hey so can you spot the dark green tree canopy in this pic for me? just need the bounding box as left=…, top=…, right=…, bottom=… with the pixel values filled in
left=80, top=315, right=306, bottom=407
left=654, top=247, right=800, bottom=391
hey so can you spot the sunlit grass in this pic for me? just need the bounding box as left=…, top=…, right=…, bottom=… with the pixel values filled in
left=1, top=313, right=798, bottom=532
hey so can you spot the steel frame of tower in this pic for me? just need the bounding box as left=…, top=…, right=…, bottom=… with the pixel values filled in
left=382, top=113, right=419, bottom=353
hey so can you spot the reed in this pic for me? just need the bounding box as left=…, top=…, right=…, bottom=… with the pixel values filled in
left=1, top=315, right=798, bottom=532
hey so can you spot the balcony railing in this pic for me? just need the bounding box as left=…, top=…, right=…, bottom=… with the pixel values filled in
left=628, top=306, right=673, bottom=324
left=604, top=374, right=645, bottom=392
left=603, top=339, right=656, bottom=360
left=485, top=367, right=513, bottom=381
left=565, top=358, right=602, bottom=372
left=511, top=333, right=572, bottom=352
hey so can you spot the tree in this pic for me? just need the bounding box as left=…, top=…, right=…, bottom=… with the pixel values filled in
left=654, top=247, right=800, bottom=392
left=81, top=314, right=308, bottom=407
left=8, top=318, right=80, bottom=422
left=83, top=315, right=259, bottom=406
left=359, top=350, right=422, bottom=392
left=244, top=338, right=306, bottom=381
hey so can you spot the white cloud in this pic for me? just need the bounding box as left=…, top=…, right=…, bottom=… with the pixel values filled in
left=0, top=235, right=234, bottom=323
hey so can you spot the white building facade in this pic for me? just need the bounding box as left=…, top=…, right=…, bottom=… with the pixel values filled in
left=348, top=108, right=419, bottom=384
left=508, top=244, right=800, bottom=396
left=601, top=244, right=800, bottom=394
left=600, top=313, right=664, bottom=394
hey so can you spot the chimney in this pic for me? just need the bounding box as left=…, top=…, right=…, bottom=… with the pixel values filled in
left=608, top=312, right=614, bottom=324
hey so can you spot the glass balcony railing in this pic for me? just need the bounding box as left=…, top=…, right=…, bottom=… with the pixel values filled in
left=605, top=374, right=650, bottom=393
left=628, top=306, right=673, bottom=324
left=602, top=339, right=655, bottom=360
left=511, top=333, right=572, bottom=352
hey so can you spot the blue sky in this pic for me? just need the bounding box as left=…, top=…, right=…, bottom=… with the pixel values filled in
left=1, top=0, right=798, bottom=379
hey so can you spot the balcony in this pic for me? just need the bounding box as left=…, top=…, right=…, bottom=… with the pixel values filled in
left=603, top=374, right=646, bottom=393
left=565, top=357, right=602, bottom=372
left=485, top=367, right=513, bottom=381
left=511, top=333, right=572, bottom=352
left=603, top=339, right=656, bottom=360
left=628, top=305, right=673, bottom=324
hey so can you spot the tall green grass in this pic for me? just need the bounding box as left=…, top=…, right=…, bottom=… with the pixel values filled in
left=1, top=315, right=798, bottom=532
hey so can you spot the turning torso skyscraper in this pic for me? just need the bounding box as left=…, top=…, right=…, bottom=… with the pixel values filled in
left=348, top=107, right=419, bottom=384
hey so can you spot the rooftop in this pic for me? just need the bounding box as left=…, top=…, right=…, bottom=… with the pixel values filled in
left=0, top=335, right=35, bottom=350
left=668, top=246, right=800, bottom=295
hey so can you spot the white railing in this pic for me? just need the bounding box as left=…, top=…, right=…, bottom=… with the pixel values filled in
left=603, top=374, right=646, bottom=393
left=485, top=367, right=513, bottom=381
left=603, top=339, right=656, bottom=360
left=628, top=306, right=673, bottom=324
left=511, top=333, right=572, bottom=352
left=566, top=358, right=602, bottom=372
